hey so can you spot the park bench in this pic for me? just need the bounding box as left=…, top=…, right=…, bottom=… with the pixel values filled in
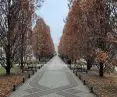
left=73, top=61, right=87, bottom=73
left=76, top=64, right=87, bottom=72
left=23, top=64, right=44, bottom=72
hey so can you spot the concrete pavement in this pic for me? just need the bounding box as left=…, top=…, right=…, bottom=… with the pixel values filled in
left=9, top=56, right=95, bottom=97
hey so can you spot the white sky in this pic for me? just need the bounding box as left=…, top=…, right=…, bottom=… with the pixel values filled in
left=37, top=0, right=69, bottom=46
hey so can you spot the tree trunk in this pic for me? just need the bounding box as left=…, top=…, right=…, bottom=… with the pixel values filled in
left=20, top=48, right=24, bottom=72
left=6, top=66, right=11, bottom=75
left=87, top=63, right=91, bottom=70
left=38, top=56, right=40, bottom=62
left=99, top=62, right=104, bottom=77
left=20, top=36, right=24, bottom=71
left=5, top=56, right=11, bottom=75
left=5, top=1, right=12, bottom=75
left=87, top=58, right=92, bottom=70
left=20, top=57, right=24, bottom=70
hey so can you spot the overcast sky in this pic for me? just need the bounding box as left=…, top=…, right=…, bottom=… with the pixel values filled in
left=37, top=0, right=69, bottom=46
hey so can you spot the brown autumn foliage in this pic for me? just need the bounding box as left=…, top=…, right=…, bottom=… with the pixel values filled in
left=0, top=0, right=32, bottom=74
left=0, top=0, right=43, bottom=74
left=32, top=18, right=55, bottom=59
left=0, top=74, right=24, bottom=97
left=96, top=51, right=108, bottom=63
left=58, top=0, right=109, bottom=61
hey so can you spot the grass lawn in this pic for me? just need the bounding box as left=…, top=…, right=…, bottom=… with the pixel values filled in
left=0, top=65, right=21, bottom=75
left=0, top=67, right=5, bottom=74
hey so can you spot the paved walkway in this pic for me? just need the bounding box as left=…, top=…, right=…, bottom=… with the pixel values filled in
left=9, top=56, right=95, bottom=97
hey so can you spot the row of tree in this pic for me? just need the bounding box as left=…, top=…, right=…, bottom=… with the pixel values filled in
left=58, top=0, right=117, bottom=77
left=32, top=18, right=55, bottom=61
left=0, top=0, right=43, bottom=75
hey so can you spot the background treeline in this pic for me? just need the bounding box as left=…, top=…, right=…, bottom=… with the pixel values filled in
left=32, top=18, right=55, bottom=61
left=0, top=0, right=54, bottom=75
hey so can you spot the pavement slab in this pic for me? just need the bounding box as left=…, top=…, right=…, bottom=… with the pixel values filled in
left=9, top=56, right=95, bottom=97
